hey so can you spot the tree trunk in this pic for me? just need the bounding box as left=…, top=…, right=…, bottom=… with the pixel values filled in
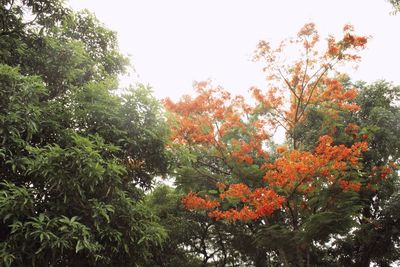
left=278, top=248, right=290, bottom=267
left=355, top=245, right=371, bottom=267
left=254, top=249, right=267, bottom=267
left=297, top=245, right=305, bottom=267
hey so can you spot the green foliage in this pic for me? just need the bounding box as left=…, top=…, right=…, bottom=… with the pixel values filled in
left=328, top=81, right=400, bottom=266
left=144, top=185, right=256, bottom=266
left=356, top=81, right=400, bottom=164
left=0, top=0, right=67, bottom=37
left=0, top=1, right=169, bottom=266
left=387, top=0, right=400, bottom=13
left=164, top=79, right=400, bottom=266
left=283, top=80, right=400, bottom=266
left=0, top=64, right=45, bottom=141
left=1, top=0, right=399, bottom=265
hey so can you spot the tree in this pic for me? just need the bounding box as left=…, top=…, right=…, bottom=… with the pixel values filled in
left=164, top=24, right=396, bottom=266
left=145, top=185, right=239, bottom=267
left=0, top=1, right=169, bottom=266
left=387, top=0, right=400, bottom=13
left=329, top=81, right=400, bottom=266
left=0, top=0, right=66, bottom=38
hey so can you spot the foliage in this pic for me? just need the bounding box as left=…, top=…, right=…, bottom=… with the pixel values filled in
left=144, top=185, right=261, bottom=266
left=387, top=0, right=400, bottom=13
left=329, top=81, right=400, bottom=266
left=0, top=1, right=169, bottom=266
left=1, top=1, right=399, bottom=266
left=164, top=23, right=398, bottom=266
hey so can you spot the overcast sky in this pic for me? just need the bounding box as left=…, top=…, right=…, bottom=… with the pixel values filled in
left=68, top=0, right=400, bottom=100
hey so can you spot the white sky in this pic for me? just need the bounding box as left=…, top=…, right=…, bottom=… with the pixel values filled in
left=68, top=0, right=400, bottom=101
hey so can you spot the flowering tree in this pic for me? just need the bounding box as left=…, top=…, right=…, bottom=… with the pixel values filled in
left=165, top=24, right=395, bottom=266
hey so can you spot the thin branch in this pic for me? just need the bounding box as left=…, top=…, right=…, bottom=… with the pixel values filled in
left=196, top=158, right=231, bottom=176
left=297, top=60, right=338, bottom=121
left=277, top=68, right=300, bottom=101
left=213, top=121, right=235, bottom=173
left=295, top=46, right=310, bottom=124
left=192, top=165, right=220, bottom=186
left=269, top=105, right=293, bottom=125
left=300, top=46, right=310, bottom=91
left=272, top=116, right=289, bottom=132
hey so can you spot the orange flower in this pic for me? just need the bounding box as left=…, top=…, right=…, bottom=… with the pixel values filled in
left=220, top=183, right=251, bottom=202
left=216, top=182, right=226, bottom=191
left=345, top=123, right=359, bottom=137
left=171, top=24, right=371, bottom=224
left=276, top=146, right=287, bottom=154
left=339, top=180, right=361, bottom=192
left=182, top=193, right=220, bottom=210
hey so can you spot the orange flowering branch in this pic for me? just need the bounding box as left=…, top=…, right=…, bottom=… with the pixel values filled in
left=252, top=23, right=368, bottom=149
left=168, top=23, right=373, bottom=224
left=182, top=192, right=220, bottom=210
left=182, top=184, right=284, bottom=222
left=263, top=135, right=368, bottom=196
